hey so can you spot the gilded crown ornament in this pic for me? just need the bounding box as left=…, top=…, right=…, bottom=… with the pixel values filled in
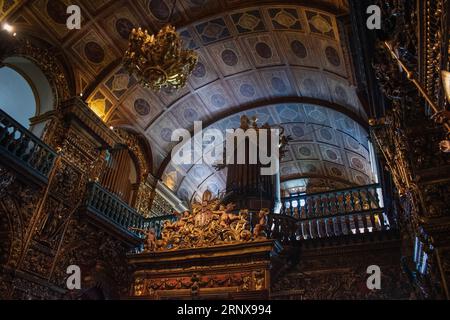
left=123, top=24, right=198, bottom=91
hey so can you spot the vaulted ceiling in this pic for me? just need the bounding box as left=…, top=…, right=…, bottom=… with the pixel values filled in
left=2, top=0, right=375, bottom=202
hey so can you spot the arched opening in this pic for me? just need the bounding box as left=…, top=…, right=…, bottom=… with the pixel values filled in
left=1, top=56, right=55, bottom=137
left=0, top=66, right=37, bottom=128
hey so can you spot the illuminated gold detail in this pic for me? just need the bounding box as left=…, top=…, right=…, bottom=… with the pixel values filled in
left=150, top=190, right=268, bottom=251
left=89, top=99, right=106, bottom=119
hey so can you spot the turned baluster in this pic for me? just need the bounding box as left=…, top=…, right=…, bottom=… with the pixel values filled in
left=357, top=189, right=364, bottom=211
left=285, top=201, right=291, bottom=216
left=334, top=217, right=342, bottom=236
left=319, top=196, right=325, bottom=216
left=324, top=218, right=331, bottom=237
left=322, top=218, right=328, bottom=237
left=353, top=214, right=360, bottom=234
left=374, top=187, right=381, bottom=209
left=335, top=192, right=341, bottom=213
left=366, top=187, right=373, bottom=210
left=300, top=221, right=307, bottom=240
left=88, top=185, right=96, bottom=207
left=349, top=191, right=356, bottom=212
left=361, top=213, right=368, bottom=233
left=130, top=212, right=136, bottom=229
left=311, top=196, right=317, bottom=216
left=293, top=206, right=299, bottom=219
left=113, top=201, right=120, bottom=222
left=130, top=214, right=136, bottom=229
left=327, top=194, right=333, bottom=215
left=118, top=205, right=126, bottom=226
left=23, top=140, right=35, bottom=163
left=305, top=197, right=311, bottom=217
left=122, top=209, right=129, bottom=227
left=377, top=212, right=386, bottom=230
left=313, top=219, right=322, bottom=238
left=6, top=128, right=18, bottom=152
left=344, top=214, right=352, bottom=235
left=114, top=200, right=121, bottom=223
left=0, top=123, right=7, bottom=144
left=116, top=205, right=122, bottom=224
left=124, top=209, right=134, bottom=228
left=366, top=213, right=374, bottom=232
left=128, top=211, right=135, bottom=229
left=306, top=220, right=313, bottom=239
left=341, top=192, right=348, bottom=213
left=103, top=194, right=110, bottom=216
left=318, top=219, right=326, bottom=238
left=102, top=192, right=109, bottom=214
left=122, top=208, right=128, bottom=226
left=99, top=192, right=107, bottom=213
left=296, top=221, right=303, bottom=239
left=94, top=188, right=101, bottom=210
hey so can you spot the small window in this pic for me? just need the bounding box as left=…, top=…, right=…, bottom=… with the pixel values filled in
left=0, top=66, right=37, bottom=128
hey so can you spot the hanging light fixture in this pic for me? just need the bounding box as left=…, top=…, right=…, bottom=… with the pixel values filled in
left=123, top=1, right=197, bottom=91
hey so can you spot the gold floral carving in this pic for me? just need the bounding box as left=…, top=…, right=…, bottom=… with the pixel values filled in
left=147, top=190, right=268, bottom=251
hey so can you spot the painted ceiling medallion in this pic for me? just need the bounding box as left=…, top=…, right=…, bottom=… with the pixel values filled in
left=274, top=10, right=297, bottom=28
left=238, top=13, right=260, bottom=30
left=112, top=74, right=130, bottom=92
left=203, top=22, right=225, bottom=39
left=310, top=15, right=332, bottom=33
left=123, top=25, right=198, bottom=91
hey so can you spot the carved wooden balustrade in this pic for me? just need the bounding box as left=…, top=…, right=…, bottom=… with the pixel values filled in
left=83, top=182, right=180, bottom=243
left=272, top=184, right=389, bottom=241
left=83, top=182, right=146, bottom=240
left=0, top=109, right=57, bottom=183
left=81, top=180, right=389, bottom=247
left=119, top=184, right=389, bottom=245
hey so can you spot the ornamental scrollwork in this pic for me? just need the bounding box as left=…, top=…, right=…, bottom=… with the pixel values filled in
left=135, top=190, right=268, bottom=252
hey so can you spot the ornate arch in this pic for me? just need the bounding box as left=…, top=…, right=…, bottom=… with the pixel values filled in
left=1, top=31, right=75, bottom=109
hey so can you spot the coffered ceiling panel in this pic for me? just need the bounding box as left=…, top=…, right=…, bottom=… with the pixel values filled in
left=161, top=103, right=374, bottom=203
left=4, top=1, right=364, bottom=201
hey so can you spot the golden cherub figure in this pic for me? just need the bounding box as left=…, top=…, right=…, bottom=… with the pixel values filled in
left=253, top=208, right=269, bottom=239
left=130, top=227, right=158, bottom=251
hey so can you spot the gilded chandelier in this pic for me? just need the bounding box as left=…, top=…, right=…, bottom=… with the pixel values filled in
left=123, top=25, right=198, bottom=91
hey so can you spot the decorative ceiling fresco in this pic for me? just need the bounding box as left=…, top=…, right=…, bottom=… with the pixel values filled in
left=162, top=103, right=374, bottom=203
left=2, top=0, right=374, bottom=201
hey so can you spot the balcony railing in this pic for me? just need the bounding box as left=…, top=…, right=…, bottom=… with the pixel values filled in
left=272, top=184, right=389, bottom=241
left=84, top=182, right=180, bottom=243
left=84, top=182, right=146, bottom=239
left=0, top=109, right=57, bottom=182
left=83, top=181, right=389, bottom=245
